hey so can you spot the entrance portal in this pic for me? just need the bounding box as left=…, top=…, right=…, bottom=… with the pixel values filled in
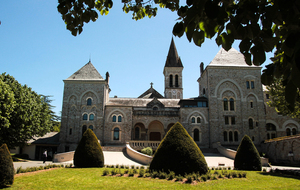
left=148, top=120, right=164, bottom=141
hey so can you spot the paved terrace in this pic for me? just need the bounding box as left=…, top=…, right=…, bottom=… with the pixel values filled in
left=13, top=151, right=299, bottom=171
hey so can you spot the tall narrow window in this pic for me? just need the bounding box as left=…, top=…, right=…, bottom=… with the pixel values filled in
left=252, top=136, right=255, bottom=141
left=113, top=128, right=120, bottom=140
left=83, top=114, right=88, bottom=120
left=89, top=125, right=93, bottom=131
left=69, top=128, right=72, bottom=135
left=82, top=125, right=87, bottom=136
left=89, top=114, right=94, bottom=121
left=203, top=88, right=206, bottom=95
left=194, top=129, right=200, bottom=141
left=251, top=81, right=255, bottom=89
left=87, top=98, right=92, bottom=105
left=286, top=128, right=291, bottom=136
left=230, top=98, right=234, bottom=111
left=231, top=117, right=235, bottom=125
left=169, top=75, right=173, bottom=87
left=292, top=128, right=297, bottom=135
left=246, top=81, right=250, bottom=89
left=224, top=131, right=228, bottom=141
left=223, top=98, right=228, bottom=111
left=118, top=115, right=122, bottom=122
left=249, top=118, right=253, bottom=129
left=135, top=127, right=140, bottom=140
left=191, top=117, right=195, bottom=123
left=112, top=115, right=116, bottom=122
left=250, top=101, right=253, bottom=108
left=229, top=131, right=233, bottom=141
left=225, top=116, right=229, bottom=125
left=175, top=75, right=179, bottom=87
left=197, top=117, right=201, bottom=123
left=267, top=133, right=270, bottom=139
left=234, top=131, right=238, bottom=141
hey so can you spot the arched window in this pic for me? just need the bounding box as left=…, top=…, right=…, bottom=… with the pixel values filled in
left=249, top=118, right=254, bottom=129
left=197, top=117, right=201, bottom=123
left=175, top=75, right=179, bottom=87
left=89, top=125, right=93, bottom=131
left=266, top=123, right=276, bottom=131
left=286, top=128, right=291, bottom=136
left=112, top=115, right=116, bottom=122
left=113, top=127, right=120, bottom=140
left=234, top=131, right=238, bottom=142
left=229, top=98, right=234, bottom=111
left=135, top=127, right=140, bottom=140
left=292, top=128, right=297, bottom=135
left=89, top=114, right=94, bottom=121
left=118, top=115, right=122, bottom=122
left=87, top=98, right=92, bottom=106
left=169, top=75, right=173, bottom=87
left=83, top=114, right=88, bottom=120
left=191, top=117, right=195, bottom=123
left=223, top=98, right=228, bottom=111
left=193, top=128, right=200, bottom=141
left=82, top=125, right=87, bottom=136
left=229, top=131, right=233, bottom=141
left=223, top=131, right=228, bottom=141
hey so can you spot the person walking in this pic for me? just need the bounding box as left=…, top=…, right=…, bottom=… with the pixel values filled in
left=43, top=149, right=47, bottom=164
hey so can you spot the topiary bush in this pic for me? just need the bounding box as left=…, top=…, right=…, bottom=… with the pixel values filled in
left=73, top=129, right=104, bottom=168
left=234, top=135, right=262, bottom=171
left=0, top=144, right=14, bottom=187
left=149, top=122, right=208, bottom=176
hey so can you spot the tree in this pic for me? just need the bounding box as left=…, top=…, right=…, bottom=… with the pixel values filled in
left=57, top=0, right=300, bottom=110
left=266, top=77, right=300, bottom=118
left=0, top=144, right=14, bottom=187
left=0, top=73, right=52, bottom=149
left=149, top=122, right=208, bottom=175
left=73, top=129, right=104, bottom=168
left=234, top=135, right=261, bottom=171
left=41, top=95, right=61, bottom=132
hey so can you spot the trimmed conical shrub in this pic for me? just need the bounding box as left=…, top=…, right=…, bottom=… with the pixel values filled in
left=73, top=129, right=104, bottom=168
left=0, top=144, right=14, bottom=187
left=234, top=135, right=262, bottom=171
left=149, top=122, right=208, bottom=175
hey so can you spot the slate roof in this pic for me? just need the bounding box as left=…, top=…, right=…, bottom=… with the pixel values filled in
left=164, top=38, right=183, bottom=67
left=65, top=61, right=104, bottom=81
left=208, top=48, right=260, bottom=68
left=106, top=98, right=180, bottom=107
left=138, top=85, right=164, bottom=99
left=27, top=132, right=60, bottom=145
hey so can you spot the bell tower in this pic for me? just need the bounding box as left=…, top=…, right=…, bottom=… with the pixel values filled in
left=163, top=38, right=183, bottom=99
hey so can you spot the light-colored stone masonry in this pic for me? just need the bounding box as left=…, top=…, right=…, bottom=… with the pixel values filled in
left=58, top=43, right=299, bottom=155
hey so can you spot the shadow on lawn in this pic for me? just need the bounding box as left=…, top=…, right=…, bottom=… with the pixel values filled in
left=259, top=171, right=300, bottom=180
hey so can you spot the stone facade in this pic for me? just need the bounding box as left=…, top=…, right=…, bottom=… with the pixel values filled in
left=58, top=40, right=300, bottom=153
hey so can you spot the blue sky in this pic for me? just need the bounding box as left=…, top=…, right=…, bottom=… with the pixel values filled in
left=0, top=1, right=272, bottom=116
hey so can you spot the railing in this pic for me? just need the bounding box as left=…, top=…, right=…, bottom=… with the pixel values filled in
left=129, top=140, right=161, bottom=150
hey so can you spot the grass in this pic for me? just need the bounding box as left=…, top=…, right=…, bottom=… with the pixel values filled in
left=10, top=168, right=300, bottom=189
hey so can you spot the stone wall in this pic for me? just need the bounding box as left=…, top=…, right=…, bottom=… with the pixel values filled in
left=262, top=135, right=300, bottom=166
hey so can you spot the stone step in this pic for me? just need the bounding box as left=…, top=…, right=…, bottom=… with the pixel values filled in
left=102, top=145, right=125, bottom=152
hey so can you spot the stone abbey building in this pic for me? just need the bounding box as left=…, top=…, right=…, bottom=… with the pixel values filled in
left=57, top=39, right=300, bottom=153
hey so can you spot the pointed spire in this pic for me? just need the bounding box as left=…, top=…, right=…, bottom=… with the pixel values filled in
left=165, top=37, right=183, bottom=67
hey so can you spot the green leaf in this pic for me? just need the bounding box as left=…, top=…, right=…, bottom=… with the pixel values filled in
left=243, top=52, right=252, bottom=66
left=250, top=45, right=265, bottom=66
left=173, top=22, right=184, bottom=37
left=239, top=38, right=252, bottom=53
left=193, top=30, right=205, bottom=47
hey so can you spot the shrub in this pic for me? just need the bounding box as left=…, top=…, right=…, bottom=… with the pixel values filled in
left=73, top=129, right=104, bottom=168
left=149, top=122, right=208, bottom=176
left=167, top=171, right=175, bottom=180
left=141, top=147, right=153, bottom=156
left=234, top=135, right=262, bottom=171
left=158, top=171, right=167, bottom=179
left=0, top=144, right=14, bottom=187
left=139, top=169, right=145, bottom=177
left=102, top=169, right=110, bottom=176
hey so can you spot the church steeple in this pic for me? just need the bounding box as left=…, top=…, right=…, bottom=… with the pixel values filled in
left=163, top=38, right=183, bottom=99
left=164, top=37, right=183, bottom=67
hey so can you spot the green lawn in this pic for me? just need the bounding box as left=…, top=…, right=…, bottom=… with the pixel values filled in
left=11, top=168, right=300, bottom=190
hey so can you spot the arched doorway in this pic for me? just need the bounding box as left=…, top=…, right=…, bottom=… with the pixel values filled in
left=133, top=123, right=146, bottom=140
left=148, top=121, right=164, bottom=141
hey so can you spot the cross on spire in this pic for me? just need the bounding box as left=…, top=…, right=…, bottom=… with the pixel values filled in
left=150, top=82, right=153, bottom=88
